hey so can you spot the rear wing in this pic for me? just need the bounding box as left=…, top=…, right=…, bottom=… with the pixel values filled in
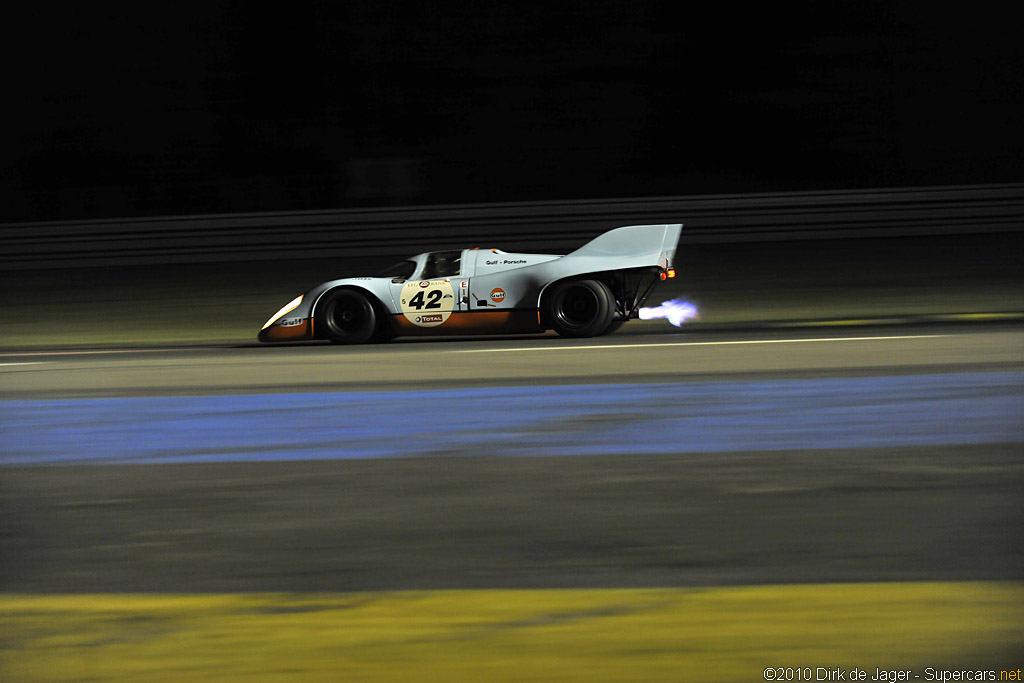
left=568, top=223, right=681, bottom=269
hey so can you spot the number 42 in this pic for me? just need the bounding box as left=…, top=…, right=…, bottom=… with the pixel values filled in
left=408, top=290, right=442, bottom=310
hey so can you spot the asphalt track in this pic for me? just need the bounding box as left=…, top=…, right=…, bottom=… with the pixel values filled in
left=2, top=323, right=1022, bottom=593
left=3, top=323, right=1023, bottom=680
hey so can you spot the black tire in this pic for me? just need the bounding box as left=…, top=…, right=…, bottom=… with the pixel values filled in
left=601, top=316, right=626, bottom=336
left=543, top=279, right=615, bottom=337
left=316, top=289, right=378, bottom=344
left=371, top=317, right=397, bottom=343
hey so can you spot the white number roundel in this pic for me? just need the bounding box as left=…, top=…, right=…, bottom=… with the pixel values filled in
left=400, top=280, right=455, bottom=327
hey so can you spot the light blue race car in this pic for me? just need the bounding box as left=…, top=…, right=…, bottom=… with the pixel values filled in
left=259, top=223, right=680, bottom=344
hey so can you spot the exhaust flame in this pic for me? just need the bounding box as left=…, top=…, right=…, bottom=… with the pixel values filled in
left=639, top=299, right=699, bottom=327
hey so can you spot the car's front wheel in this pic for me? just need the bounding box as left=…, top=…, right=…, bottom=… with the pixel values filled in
left=317, top=289, right=379, bottom=344
left=543, top=279, right=614, bottom=337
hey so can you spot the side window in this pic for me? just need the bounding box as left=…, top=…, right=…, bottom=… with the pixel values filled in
left=420, top=250, right=462, bottom=279
left=376, top=260, right=416, bottom=279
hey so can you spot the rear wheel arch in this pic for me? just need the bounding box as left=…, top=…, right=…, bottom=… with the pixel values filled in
left=540, top=277, right=616, bottom=337
left=542, top=266, right=671, bottom=333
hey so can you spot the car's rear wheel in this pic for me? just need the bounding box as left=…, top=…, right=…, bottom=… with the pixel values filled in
left=601, top=316, right=626, bottom=335
left=317, top=289, right=378, bottom=344
left=543, top=279, right=614, bottom=337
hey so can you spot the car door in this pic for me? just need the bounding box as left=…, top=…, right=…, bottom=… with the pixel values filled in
left=389, top=251, right=464, bottom=329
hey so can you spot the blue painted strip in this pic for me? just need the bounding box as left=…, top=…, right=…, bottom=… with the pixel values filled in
left=1, top=373, right=1022, bottom=465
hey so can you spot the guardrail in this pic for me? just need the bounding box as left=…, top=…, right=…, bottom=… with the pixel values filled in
left=1, top=183, right=1022, bottom=269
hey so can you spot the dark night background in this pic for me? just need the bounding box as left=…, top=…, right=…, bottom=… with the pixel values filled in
left=4, top=2, right=1022, bottom=223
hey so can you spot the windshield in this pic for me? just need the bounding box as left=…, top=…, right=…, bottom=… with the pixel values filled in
left=375, top=260, right=417, bottom=279
left=420, top=250, right=462, bottom=279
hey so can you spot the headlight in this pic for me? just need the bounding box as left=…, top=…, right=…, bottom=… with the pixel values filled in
left=261, top=295, right=303, bottom=330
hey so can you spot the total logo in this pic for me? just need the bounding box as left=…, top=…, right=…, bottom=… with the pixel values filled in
left=489, top=288, right=506, bottom=304
left=416, top=314, right=444, bottom=324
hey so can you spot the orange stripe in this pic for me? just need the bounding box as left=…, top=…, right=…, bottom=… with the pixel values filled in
left=258, top=319, right=313, bottom=342
left=391, top=310, right=543, bottom=336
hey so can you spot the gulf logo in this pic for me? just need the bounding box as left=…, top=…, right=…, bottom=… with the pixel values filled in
left=490, top=288, right=506, bottom=304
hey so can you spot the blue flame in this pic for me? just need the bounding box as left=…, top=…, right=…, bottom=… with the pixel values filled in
left=639, top=298, right=699, bottom=327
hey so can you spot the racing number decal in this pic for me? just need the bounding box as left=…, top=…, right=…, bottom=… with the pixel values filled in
left=400, top=280, right=455, bottom=327
left=408, top=289, right=443, bottom=310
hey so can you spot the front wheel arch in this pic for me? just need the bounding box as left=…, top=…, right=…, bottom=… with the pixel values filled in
left=313, top=287, right=390, bottom=344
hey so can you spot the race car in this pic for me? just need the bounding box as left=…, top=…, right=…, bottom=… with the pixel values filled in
left=258, top=223, right=681, bottom=344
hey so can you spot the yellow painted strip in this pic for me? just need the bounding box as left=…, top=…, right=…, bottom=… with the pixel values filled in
left=943, top=312, right=1023, bottom=321
left=2, top=583, right=1022, bottom=682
